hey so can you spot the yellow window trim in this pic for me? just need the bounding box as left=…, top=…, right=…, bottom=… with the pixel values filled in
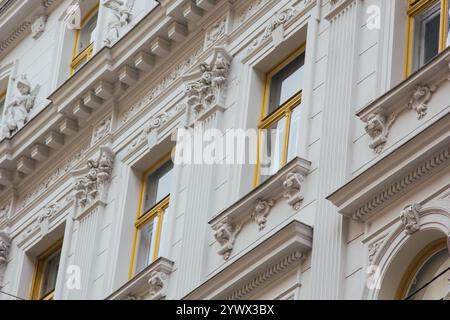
left=253, top=44, right=306, bottom=187
left=0, top=90, right=6, bottom=103
left=128, top=153, right=172, bottom=279
left=29, top=239, right=63, bottom=300
left=405, top=0, right=449, bottom=77
left=395, top=237, right=447, bottom=299
left=70, top=2, right=99, bottom=75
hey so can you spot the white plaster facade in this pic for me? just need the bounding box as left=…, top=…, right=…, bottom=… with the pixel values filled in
left=0, top=0, right=448, bottom=300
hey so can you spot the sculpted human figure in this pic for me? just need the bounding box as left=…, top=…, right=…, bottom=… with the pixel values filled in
left=103, top=0, right=134, bottom=45
left=3, top=75, right=39, bottom=137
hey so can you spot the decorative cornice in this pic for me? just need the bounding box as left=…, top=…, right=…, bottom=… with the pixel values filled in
left=353, top=146, right=449, bottom=222
left=328, top=115, right=450, bottom=223
left=226, top=249, right=304, bottom=300
left=0, top=0, right=58, bottom=59
left=185, top=220, right=313, bottom=300
left=357, top=48, right=450, bottom=154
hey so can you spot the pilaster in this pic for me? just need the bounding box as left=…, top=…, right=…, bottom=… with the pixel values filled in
left=309, top=0, right=361, bottom=299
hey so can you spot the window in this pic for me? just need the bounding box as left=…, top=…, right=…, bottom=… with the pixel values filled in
left=0, top=90, right=6, bottom=128
left=254, top=47, right=305, bottom=185
left=30, top=241, right=63, bottom=300
left=406, top=0, right=449, bottom=75
left=398, top=238, right=450, bottom=300
left=130, top=155, right=173, bottom=276
left=70, top=4, right=99, bottom=74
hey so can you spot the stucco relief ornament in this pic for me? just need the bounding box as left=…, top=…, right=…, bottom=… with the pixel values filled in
left=38, top=203, right=61, bottom=236
left=364, top=113, right=396, bottom=153
left=283, top=172, right=305, bottom=210
left=185, top=49, right=231, bottom=119
left=0, top=231, right=11, bottom=288
left=213, top=218, right=243, bottom=260
left=31, top=16, right=47, bottom=39
left=407, top=84, right=436, bottom=119
left=3, top=75, right=40, bottom=137
left=400, top=203, right=421, bottom=235
left=148, top=270, right=169, bottom=300
left=74, top=147, right=115, bottom=208
left=103, top=0, right=135, bottom=46
left=251, top=199, right=275, bottom=231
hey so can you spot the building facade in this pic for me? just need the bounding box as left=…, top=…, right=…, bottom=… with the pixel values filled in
left=0, top=0, right=449, bottom=300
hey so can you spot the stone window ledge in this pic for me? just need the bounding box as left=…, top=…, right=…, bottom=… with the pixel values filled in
left=107, top=257, right=174, bottom=300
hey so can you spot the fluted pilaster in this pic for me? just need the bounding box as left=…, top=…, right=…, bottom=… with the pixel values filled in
left=309, top=0, right=361, bottom=299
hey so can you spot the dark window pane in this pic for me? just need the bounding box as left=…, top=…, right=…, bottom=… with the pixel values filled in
left=143, top=160, right=173, bottom=213
left=268, top=53, right=305, bottom=115
left=40, top=249, right=61, bottom=298
left=424, top=13, right=440, bottom=63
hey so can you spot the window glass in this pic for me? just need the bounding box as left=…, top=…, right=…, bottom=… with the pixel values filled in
left=287, top=107, right=301, bottom=162
left=143, top=160, right=173, bottom=213
left=136, top=217, right=158, bottom=273
left=78, top=12, right=98, bottom=54
left=413, top=2, right=441, bottom=71
left=40, top=249, right=61, bottom=298
left=0, top=93, right=5, bottom=126
left=268, top=53, right=305, bottom=115
left=406, top=248, right=450, bottom=300
left=259, top=117, right=287, bottom=183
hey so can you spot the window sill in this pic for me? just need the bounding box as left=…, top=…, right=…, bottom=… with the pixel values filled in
left=107, top=257, right=174, bottom=300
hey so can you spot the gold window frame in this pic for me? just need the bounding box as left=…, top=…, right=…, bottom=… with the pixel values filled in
left=29, top=240, right=63, bottom=300
left=405, top=0, right=449, bottom=76
left=128, top=153, right=172, bottom=278
left=253, top=44, right=305, bottom=187
left=70, top=3, right=99, bottom=74
left=395, top=237, right=447, bottom=299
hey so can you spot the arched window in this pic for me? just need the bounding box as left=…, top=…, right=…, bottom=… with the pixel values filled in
left=398, top=238, right=450, bottom=300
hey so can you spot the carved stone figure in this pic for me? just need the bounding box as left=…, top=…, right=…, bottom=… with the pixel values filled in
left=283, top=172, right=305, bottom=210
left=213, top=218, right=242, bottom=260
left=0, top=231, right=10, bottom=288
left=148, top=270, right=168, bottom=299
left=73, top=146, right=115, bottom=208
left=185, top=50, right=231, bottom=118
left=400, top=203, right=421, bottom=235
left=103, top=0, right=135, bottom=45
left=0, top=231, right=10, bottom=266
left=3, top=75, right=40, bottom=137
left=364, top=113, right=396, bottom=153
left=251, top=199, right=275, bottom=231
left=407, top=84, right=436, bottom=120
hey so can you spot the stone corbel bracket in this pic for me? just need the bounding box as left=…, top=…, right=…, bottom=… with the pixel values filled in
left=71, top=145, right=115, bottom=218
left=182, top=46, right=233, bottom=127
left=106, top=257, right=175, bottom=300
left=209, top=157, right=311, bottom=260
left=357, top=48, right=450, bottom=154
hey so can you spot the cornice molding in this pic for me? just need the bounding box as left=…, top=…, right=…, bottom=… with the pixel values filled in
left=357, top=48, right=450, bottom=154
left=0, top=0, right=60, bottom=60
left=0, top=0, right=226, bottom=198
left=184, top=220, right=312, bottom=300
left=328, top=114, right=450, bottom=222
